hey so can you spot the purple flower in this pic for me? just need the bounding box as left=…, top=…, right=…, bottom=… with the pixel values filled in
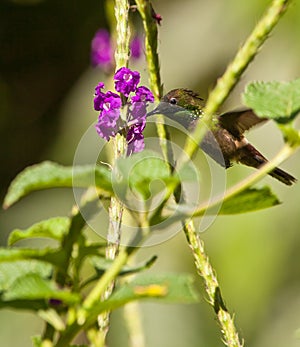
left=114, top=67, right=140, bottom=97
left=128, top=87, right=154, bottom=126
left=132, top=86, right=154, bottom=103
left=102, top=91, right=122, bottom=114
left=91, top=29, right=112, bottom=68
left=127, top=121, right=146, bottom=155
left=94, top=68, right=154, bottom=154
left=94, top=82, right=106, bottom=111
left=94, top=89, right=122, bottom=141
left=128, top=102, right=147, bottom=125
left=95, top=119, right=119, bottom=141
left=94, top=86, right=121, bottom=113
left=130, top=36, right=143, bottom=60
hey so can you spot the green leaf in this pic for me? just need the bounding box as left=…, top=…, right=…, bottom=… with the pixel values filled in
left=0, top=248, right=65, bottom=268
left=3, top=273, right=80, bottom=304
left=0, top=260, right=52, bottom=291
left=243, top=79, right=300, bottom=123
left=111, top=273, right=199, bottom=304
left=8, top=217, right=70, bottom=246
left=91, top=255, right=157, bottom=276
left=3, top=161, right=113, bottom=208
left=217, top=187, right=280, bottom=214
left=113, top=150, right=177, bottom=200
left=85, top=273, right=198, bottom=324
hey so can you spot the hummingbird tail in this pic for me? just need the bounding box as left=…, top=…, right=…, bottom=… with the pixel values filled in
left=268, top=167, right=297, bottom=186
left=237, top=144, right=296, bottom=186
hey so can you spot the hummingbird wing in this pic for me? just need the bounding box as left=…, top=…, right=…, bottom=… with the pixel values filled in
left=218, top=109, right=267, bottom=139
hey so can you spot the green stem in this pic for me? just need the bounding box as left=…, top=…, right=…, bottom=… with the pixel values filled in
left=183, top=220, right=243, bottom=347
left=83, top=248, right=130, bottom=310
left=97, top=0, right=131, bottom=340
left=114, top=0, right=130, bottom=70
left=135, top=0, right=175, bottom=166
left=123, top=293, right=146, bottom=347
left=135, top=0, right=162, bottom=100
left=183, top=0, right=291, bottom=162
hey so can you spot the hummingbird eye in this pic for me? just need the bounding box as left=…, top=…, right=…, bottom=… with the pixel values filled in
left=169, top=97, right=177, bottom=105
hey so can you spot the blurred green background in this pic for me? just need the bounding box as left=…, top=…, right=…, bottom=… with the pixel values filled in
left=1, top=0, right=300, bottom=346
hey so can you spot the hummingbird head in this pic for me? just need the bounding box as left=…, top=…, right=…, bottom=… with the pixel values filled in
left=147, top=88, right=205, bottom=130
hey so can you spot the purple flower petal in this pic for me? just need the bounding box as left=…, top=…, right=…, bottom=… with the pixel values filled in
left=114, top=67, right=140, bottom=97
left=102, top=91, right=122, bottom=111
left=91, top=29, right=112, bottom=67
left=126, top=122, right=146, bottom=155
left=102, top=108, right=120, bottom=127
left=128, top=102, right=147, bottom=125
left=95, top=121, right=118, bottom=141
left=94, top=87, right=122, bottom=141
left=94, top=82, right=106, bottom=111
left=131, top=86, right=154, bottom=103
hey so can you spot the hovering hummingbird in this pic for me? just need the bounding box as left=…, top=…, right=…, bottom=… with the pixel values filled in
left=148, top=88, right=296, bottom=185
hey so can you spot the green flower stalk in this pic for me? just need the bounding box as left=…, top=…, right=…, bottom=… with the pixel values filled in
left=97, top=0, right=131, bottom=339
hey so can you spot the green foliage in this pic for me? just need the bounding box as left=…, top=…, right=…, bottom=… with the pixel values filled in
left=8, top=217, right=70, bottom=245
left=0, top=248, right=65, bottom=268
left=3, top=273, right=80, bottom=304
left=90, top=255, right=157, bottom=277
left=3, top=161, right=112, bottom=208
left=113, top=150, right=177, bottom=200
left=218, top=187, right=280, bottom=214
left=1, top=157, right=200, bottom=343
left=82, top=273, right=199, bottom=330
left=0, top=260, right=52, bottom=291
left=243, top=79, right=300, bottom=123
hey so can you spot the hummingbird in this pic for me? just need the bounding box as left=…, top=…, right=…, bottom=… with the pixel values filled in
left=148, top=88, right=296, bottom=185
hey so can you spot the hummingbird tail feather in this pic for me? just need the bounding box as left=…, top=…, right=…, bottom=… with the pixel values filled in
left=237, top=144, right=296, bottom=186
left=268, top=167, right=297, bottom=186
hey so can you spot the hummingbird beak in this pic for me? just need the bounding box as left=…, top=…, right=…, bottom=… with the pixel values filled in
left=147, top=104, right=163, bottom=117
left=147, top=108, right=158, bottom=117
left=147, top=101, right=181, bottom=118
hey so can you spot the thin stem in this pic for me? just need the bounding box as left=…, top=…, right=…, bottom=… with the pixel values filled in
left=135, top=0, right=162, bottom=100
left=123, top=297, right=146, bottom=347
left=135, top=0, right=174, bottom=166
left=97, top=0, right=131, bottom=340
left=182, top=0, right=291, bottom=163
left=183, top=220, right=242, bottom=347
left=83, top=248, right=130, bottom=311
left=114, top=0, right=130, bottom=70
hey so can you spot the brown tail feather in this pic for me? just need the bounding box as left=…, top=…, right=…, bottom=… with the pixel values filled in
left=236, top=144, right=296, bottom=186
left=268, top=167, right=297, bottom=186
